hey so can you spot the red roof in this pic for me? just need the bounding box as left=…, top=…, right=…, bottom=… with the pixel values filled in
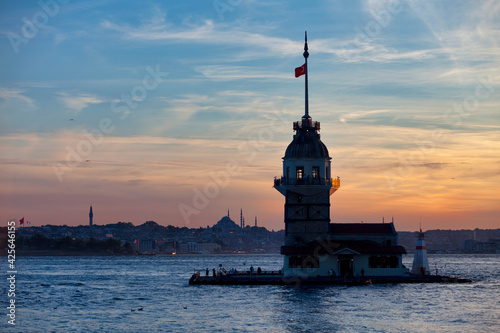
left=330, top=223, right=395, bottom=234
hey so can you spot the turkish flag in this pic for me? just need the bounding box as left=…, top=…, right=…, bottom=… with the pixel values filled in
left=20, top=217, right=24, bottom=225
left=295, top=64, right=306, bottom=78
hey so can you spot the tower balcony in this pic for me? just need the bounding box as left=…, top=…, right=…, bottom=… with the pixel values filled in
left=274, top=176, right=340, bottom=188
left=293, top=120, right=320, bottom=131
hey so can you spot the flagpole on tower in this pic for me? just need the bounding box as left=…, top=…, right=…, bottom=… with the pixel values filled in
left=303, top=31, right=309, bottom=119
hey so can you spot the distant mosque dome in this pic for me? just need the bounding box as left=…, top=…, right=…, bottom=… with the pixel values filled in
left=284, top=121, right=329, bottom=158
left=213, top=216, right=239, bottom=232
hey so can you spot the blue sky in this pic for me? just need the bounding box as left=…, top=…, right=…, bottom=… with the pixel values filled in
left=1, top=0, right=499, bottom=231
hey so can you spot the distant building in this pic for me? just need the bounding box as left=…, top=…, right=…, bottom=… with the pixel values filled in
left=138, top=239, right=156, bottom=252
left=179, top=242, right=221, bottom=254
left=464, top=239, right=500, bottom=253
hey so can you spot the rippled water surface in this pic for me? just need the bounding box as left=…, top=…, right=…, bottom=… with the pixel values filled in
left=1, top=254, right=499, bottom=332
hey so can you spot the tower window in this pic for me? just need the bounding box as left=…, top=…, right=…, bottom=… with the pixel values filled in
left=296, top=166, right=304, bottom=179
left=312, top=166, right=319, bottom=179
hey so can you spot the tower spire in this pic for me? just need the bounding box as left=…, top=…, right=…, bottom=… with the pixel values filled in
left=303, top=31, right=309, bottom=119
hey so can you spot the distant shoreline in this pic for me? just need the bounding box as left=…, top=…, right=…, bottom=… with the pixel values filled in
left=3, top=250, right=135, bottom=257
left=2, top=250, right=282, bottom=257
left=4, top=250, right=496, bottom=257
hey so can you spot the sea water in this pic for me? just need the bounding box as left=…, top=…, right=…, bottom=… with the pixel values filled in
left=1, top=254, right=499, bottom=332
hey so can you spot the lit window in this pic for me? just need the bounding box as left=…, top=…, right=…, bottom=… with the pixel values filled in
left=312, top=166, right=319, bottom=179
left=296, top=166, right=304, bottom=179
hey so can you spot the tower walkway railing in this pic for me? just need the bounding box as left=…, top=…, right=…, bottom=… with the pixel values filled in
left=274, top=176, right=340, bottom=188
left=293, top=120, right=320, bottom=131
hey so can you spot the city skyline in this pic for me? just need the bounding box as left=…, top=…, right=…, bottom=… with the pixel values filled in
left=1, top=1, right=499, bottom=231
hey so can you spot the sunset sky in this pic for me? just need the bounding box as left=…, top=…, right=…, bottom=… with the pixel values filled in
left=1, top=0, right=499, bottom=231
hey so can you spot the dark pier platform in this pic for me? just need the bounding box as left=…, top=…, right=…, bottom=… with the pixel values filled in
left=189, top=271, right=472, bottom=286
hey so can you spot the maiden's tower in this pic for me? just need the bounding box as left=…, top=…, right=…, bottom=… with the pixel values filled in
left=189, top=33, right=471, bottom=285
left=274, top=32, right=409, bottom=280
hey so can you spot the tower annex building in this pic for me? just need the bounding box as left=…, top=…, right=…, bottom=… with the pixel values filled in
left=273, top=32, right=409, bottom=279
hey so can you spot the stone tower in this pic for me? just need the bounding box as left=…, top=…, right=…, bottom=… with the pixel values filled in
left=274, top=32, right=340, bottom=251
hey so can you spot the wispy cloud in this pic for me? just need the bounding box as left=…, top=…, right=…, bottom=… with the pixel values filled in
left=57, top=92, right=103, bottom=113
left=101, top=7, right=445, bottom=64
left=0, top=87, right=34, bottom=107
left=407, top=0, right=500, bottom=66
left=339, top=109, right=392, bottom=123
left=102, top=17, right=300, bottom=58
left=194, top=65, right=290, bottom=80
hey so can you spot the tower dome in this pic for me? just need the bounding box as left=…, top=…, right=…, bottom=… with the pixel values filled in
left=284, top=118, right=329, bottom=158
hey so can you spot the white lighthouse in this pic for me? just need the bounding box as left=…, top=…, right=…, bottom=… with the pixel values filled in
left=411, top=228, right=430, bottom=275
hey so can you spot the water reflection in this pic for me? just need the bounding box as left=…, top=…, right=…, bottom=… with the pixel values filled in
left=8, top=254, right=499, bottom=332
left=274, top=285, right=344, bottom=332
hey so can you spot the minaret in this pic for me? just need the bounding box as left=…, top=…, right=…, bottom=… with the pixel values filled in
left=89, top=205, right=93, bottom=228
left=240, top=209, right=243, bottom=229
left=255, top=216, right=257, bottom=227
left=411, top=227, right=430, bottom=275
left=274, top=32, right=340, bottom=257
